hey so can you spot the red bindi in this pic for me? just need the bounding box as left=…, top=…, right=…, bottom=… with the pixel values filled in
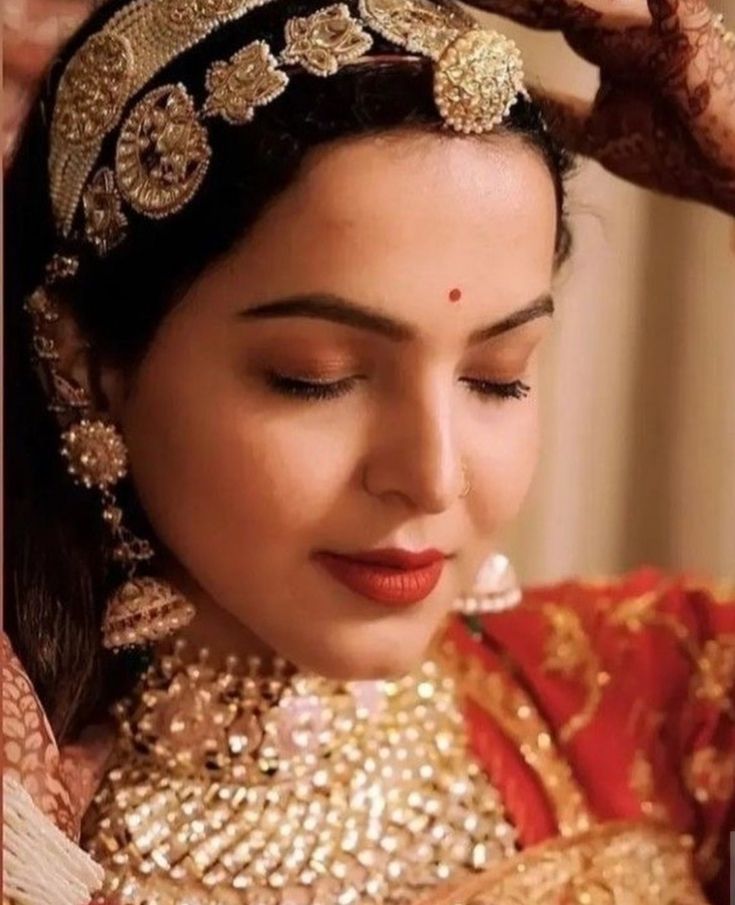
left=448, top=288, right=462, bottom=303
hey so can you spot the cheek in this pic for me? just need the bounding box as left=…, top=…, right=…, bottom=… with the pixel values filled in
left=119, top=351, right=297, bottom=585
left=473, top=396, right=540, bottom=528
left=119, top=339, right=349, bottom=605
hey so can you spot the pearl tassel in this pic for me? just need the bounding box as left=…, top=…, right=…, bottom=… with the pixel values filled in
left=2, top=773, right=105, bottom=905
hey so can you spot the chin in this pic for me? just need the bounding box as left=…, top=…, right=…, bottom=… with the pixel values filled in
left=285, top=620, right=441, bottom=681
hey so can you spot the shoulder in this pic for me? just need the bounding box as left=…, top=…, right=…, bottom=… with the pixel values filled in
left=452, top=567, right=735, bottom=756
left=442, top=568, right=735, bottom=900
left=477, top=566, right=735, bottom=696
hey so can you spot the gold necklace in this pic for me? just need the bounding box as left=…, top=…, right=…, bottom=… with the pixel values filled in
left=82, top=637, right=517, bottom=904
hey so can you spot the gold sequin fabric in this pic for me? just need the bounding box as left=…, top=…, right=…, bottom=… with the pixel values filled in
left=81, top=643, right=517, bottom=904
left=428, top=821, right=709, bottom=905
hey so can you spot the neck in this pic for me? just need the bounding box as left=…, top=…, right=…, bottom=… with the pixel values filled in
left=154, top=556, right=279, bottom=669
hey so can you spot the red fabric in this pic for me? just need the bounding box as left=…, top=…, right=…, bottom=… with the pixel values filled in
left=3, top=567, right=733, bottom=903
left=454, top=567, right=735, bottom=905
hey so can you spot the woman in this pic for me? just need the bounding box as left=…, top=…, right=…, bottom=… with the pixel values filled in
left=3, top=0, right=734, bottom=903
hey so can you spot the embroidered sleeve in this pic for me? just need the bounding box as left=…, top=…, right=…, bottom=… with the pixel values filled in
left=1, top=633, right=77, bottom=837
left=2, top=632, right=106, bottom=905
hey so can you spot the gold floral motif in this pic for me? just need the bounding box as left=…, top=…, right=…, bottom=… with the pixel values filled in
left=608, top=590, right=706, bottom=686
left=439, top=638, right=592, bottom=838
left=204, top=41, right=289, bottom=124
left=159, top=0, right=252, bottom=31
left=82, top=646, right=518, bottom=903
left=358, top=0, right=474, bottom=60
left=684, top=745, right=735, bottom=804
left=434, top=822, right=707, bottom=905
left=115, top=85, right=212, bottom=219
left=542, top=604, right=590, bottom=678
left=629, top=749, right=668, bottom=821
left=49, top=0, right=527, bottom=239
left=281, top=4, right=374, bottom=77
left=45, top=254, right=79, bottom=284
left=52, top=33, right=133, bottom=145
left=609, top=590, right=734, bottom=720
left=49, top=0, right=267, bottom=234
left=691, top=636, right=735, bottom=716
left=434, top=29, right=524, bottom=134
left=60, top=419, right=128, bottom=490
left=541, top=603, right=607, bottom=744
left=607, top=591, right=674, bottom=635
left=83, top=167, right=128, bottom=255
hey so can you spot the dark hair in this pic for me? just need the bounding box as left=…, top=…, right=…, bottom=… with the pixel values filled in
left=4, top=0, right=574, bottom=743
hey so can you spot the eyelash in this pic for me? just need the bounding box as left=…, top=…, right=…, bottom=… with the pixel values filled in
left=265, top=373, right=531, bottom=402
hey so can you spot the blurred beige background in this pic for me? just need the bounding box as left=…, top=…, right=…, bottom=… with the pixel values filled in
left=479, top=2, right=735, bottom=584
left=4, top=0, right=734, bottom=584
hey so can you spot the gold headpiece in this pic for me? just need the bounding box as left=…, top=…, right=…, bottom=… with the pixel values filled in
left=48, top=0, right=526, bottom=253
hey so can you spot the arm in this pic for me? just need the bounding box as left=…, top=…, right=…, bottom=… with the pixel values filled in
left=463, top=0, right=735, bottom=216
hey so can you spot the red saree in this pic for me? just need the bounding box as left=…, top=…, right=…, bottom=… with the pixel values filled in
left=3, top=566, right=733, bottom=904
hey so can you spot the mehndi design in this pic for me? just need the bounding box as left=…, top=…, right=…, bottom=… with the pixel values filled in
left=463, top=0, right=735, bottom=216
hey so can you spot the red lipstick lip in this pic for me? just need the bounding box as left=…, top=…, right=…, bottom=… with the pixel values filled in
left=313, top=552, right=446, bottom=605
left=321, top=547, right=448, bottom=569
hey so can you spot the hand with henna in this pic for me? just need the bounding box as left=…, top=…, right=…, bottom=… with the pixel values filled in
left=465, top=0, right=735, bottom=215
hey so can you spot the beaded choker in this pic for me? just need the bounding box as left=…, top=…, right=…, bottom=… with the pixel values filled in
left=83, top=638, right=518, bottom=903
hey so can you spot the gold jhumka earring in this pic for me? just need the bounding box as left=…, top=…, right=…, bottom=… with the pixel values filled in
left=24, top=263, right=195, bottom=652
left=26, top=0, right=530, bottom=649
left=453, top=463, right=520, bottom=614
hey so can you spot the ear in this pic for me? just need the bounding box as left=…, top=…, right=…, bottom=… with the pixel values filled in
left=51, top=301, right=128, bottom=423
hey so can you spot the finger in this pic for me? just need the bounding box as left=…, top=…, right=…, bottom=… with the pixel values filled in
left=563, top=23, right=654, bottom=71
left=645, top=1, right=735, bottom=164
left=463, top=0, right=602, bottom=32
left=466, top=0, right=647, bottom=32
left=527, top=85, right=596, bottom=154
left=646, top=0, right=710, bottom=32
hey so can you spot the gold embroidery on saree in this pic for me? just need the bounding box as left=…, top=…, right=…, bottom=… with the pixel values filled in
left=439, top=638, right=592, bottom=838
left=431, top=822, right=707, bottom=905
left=540, top=603, right=610, bottom=744
left=684, top=745, right=735, bottom=804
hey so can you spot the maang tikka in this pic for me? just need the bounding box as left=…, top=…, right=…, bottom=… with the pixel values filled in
left=24, top=259, right=195, bottom=651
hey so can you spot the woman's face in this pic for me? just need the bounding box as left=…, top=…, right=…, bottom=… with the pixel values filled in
left=112, top=131, right=559, bottom=678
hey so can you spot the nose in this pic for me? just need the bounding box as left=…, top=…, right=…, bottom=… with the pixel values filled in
left=361, top=377, right=464, bottom=513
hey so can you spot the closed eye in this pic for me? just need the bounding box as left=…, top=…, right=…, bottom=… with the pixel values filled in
left=264, top=373, right=531, bottom=402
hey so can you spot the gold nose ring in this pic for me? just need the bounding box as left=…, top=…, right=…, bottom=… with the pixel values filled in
left=459, top=461, right=471, bottom=498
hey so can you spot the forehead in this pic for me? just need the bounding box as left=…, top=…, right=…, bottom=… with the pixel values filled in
left=206, top=132, right=558, bottom=325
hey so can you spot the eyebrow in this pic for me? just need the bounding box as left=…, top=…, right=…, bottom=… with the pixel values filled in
left=237, top=292, right=554, bottom=344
